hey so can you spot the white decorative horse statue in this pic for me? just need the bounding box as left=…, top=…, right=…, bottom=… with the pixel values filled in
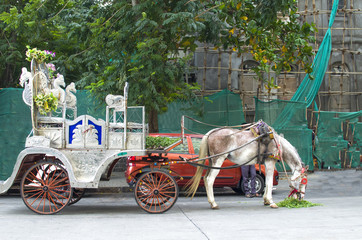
left=186, top=121, right=308, bottom=209
left=51, top=74, right=66, bottom=104
left=105, top=94, right=125, bottom=109
left=65, top=82, right=77, bottom=108
left=19, top=67, right=33, bottom=106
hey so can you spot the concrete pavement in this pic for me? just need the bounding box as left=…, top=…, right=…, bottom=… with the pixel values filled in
left=1, top=170, right=362, bottom=239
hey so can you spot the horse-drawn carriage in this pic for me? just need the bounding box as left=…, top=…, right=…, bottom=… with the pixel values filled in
left=0, top=59, right=186, bottom=214
left=0, top=57, right=308, bottom=215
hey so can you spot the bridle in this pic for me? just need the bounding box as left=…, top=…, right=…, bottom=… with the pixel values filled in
left=288, top=167, right=308, bottom=199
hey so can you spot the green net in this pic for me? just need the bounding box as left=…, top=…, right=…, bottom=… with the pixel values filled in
left=253, top=0, right=341, bottom=171
left=0, top=88, right=106, bottom=181
left=291, top=0, right=338, bottom=107
left=158, top=89, right=245, bottom=134
left=352, top=122, right=362, bottom=148
left=314, top=111, right=362, bottom=169
left=0, top=89, right=32, bottom=181
left=254, top=98, right=313, bottom=171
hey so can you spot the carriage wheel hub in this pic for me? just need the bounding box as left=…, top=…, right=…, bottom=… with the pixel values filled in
left=43, top=186, right=49, bottom=192
left=153, top=189, right=160, bottom=195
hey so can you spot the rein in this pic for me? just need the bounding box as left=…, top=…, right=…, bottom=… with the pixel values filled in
left=183, top=116, right=260, bottom=137
left=179, top=153, right=273, bottom=170
left=180, top=132, right=270, bottom=163
left=179, top=129, right=276, bottom=170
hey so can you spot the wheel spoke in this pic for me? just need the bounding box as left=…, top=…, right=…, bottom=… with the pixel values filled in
left=49, top=183, right=70, bottom=189
left=35, top=192, right=46, bottom=211
left=28, top=171, right=45, bottom=186
left=23, top=186, right=43, bottom=194
left=48, top=192, right=60, bottom=210
left=27, top=190, right=43, bottom=206
left=158, top=182, right=175, bottom=191
left=155, top=173, right=165, bottom=189
left=139, top=179, right=153, bottom=190
left=48, top=189, right=71, bottom=199
left=159, top=192, right=175, bottom=199
left=137, top=193, right=153, bottom=203
left=48, top=170, right=66, bottom=186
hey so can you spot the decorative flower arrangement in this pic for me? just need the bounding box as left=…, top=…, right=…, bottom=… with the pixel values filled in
left=34, top=92, right=59, bottom=115
left=47, top=63, right=57, bottom=80
left=26, top=45, right=56, bottom=63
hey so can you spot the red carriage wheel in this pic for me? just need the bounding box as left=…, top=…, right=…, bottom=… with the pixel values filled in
left=44, top=166, right=85, bottom=206
left=20, top=162, right=72, bottom=214
left=134, top=170, right=179, bottom=213
left=69, top=188, right=85, bottom=205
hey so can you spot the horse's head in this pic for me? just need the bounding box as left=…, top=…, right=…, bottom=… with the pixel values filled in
left=289, top=165, right=309, bottom=200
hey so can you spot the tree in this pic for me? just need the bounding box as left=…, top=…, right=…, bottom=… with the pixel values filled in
left=1, top=0, right=316, bottom=132
left=82, top=0, right=316, bottom=132
left=80, top=1, right=221, bottom=132
left=0, top=0, right=98, bottom=87
left=213, top=0, right=316, bottom=88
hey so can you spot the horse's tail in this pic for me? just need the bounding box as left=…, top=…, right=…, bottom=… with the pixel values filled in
left=185, top=134, right=209, bottom=199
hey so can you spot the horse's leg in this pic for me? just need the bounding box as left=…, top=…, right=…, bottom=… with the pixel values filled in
left=263, top=159, right=278, bottom=208
left=204, top=156, right=224, bottom=209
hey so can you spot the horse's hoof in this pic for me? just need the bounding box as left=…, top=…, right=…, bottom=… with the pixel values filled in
left=211, top=205, right=219, bottom=210
left=264, top=201, right=270, bottom=206
left=270, top=203, right=279, bottom=208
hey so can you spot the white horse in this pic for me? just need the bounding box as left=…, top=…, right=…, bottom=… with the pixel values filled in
left=186, top=121, right=308, bottom=209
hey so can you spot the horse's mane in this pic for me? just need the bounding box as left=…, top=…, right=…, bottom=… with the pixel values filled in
left=273, top=131, right=303, bottom=171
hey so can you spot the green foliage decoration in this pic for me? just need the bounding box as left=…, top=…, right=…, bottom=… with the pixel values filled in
left=25, top=46, right=55, bottom=63
left=277, top=197, right=322, bottom=208
left=34, top=92, right=58, bottom=115
left=146, top=136, right=180, bottom=150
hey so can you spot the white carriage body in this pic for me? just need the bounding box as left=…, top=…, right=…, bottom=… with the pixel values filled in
left=0, top=60, right=147, bottom=194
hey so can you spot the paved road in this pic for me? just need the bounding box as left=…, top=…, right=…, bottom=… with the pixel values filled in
left=1, top=170, right=361, bottom=240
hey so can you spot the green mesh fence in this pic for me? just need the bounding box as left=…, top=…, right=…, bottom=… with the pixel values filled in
left=251, top=0, right=345, bottom=171
left=158, top=89, right=245, bottom=134
left=314, top=111, right=362, bottom=169
left=0, top=89, right=32, bottom=181
left=352, top=123, right=362, bottom=148
left=0, top=88, right=244, bottom=180
left=254, top=98, right=313, bottom=171
left=0, top=88, right=106, bottom=181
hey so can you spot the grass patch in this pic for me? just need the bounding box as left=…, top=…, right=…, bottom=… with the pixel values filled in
left=277, top=197, right=322, bottom=208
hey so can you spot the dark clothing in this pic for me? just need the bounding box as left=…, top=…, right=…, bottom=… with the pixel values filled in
left=241, top=165, right=257, bottom=195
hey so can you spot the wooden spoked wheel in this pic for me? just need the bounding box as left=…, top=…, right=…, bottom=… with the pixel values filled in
left=20, top=162, right=72, bottom=214
left=44, top=166, right=85, bottom=206
left=69, top=188, right=85, bottom=205
left=134, top=170, right=179, bottom=213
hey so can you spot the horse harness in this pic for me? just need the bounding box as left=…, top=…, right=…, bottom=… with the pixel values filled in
left=250, top=121, right=276, bottom=165
left=179, top=120, right=277, bottom=170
